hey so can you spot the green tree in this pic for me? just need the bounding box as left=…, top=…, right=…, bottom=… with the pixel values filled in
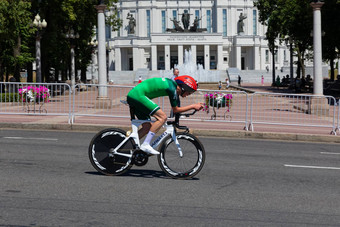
left=255, top=0, right=313, bottom=84
left=0, top=0, right=35, bottom=82
left=322, top=0, right=340, bottom=81
left=30, top=0, right=121, bottom=82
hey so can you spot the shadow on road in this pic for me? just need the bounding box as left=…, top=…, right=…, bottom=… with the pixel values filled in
left=85, top=169, right=200, bottom=180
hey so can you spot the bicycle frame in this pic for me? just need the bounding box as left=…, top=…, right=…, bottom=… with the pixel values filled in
left=111, top=119, right=183, bottom=158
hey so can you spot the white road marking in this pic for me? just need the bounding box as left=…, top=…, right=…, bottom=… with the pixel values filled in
left=3, top=137, right=58, bottom=141
left=320, top=152, right=340, bottom=155
left=284, top=164, right=340, bottom=170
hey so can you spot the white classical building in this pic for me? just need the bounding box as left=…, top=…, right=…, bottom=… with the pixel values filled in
left=91, top=0, right=291, bottom=83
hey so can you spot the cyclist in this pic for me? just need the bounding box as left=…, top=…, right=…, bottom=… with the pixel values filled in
left=127, top=75, right=203, bottom=155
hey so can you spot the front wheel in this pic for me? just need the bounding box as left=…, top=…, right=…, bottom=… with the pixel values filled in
left=88, top=128, right=135, bottom=176
left=158, top=133, right=205, bottom=179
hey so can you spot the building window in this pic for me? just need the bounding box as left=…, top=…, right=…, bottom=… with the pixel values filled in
left=275, top=50, right=278, bottom=62
left=117, top=12, right=120, bottom=37
left=265, top=50, right=269, bottom=63
left=105, top=25, right=111, bottom=40
left=147, top=10, right=150, bottom=37
left=162, top=11, right=166, bottom=33
left=195, top=10, right=200, bottom=28
left=253, top=10, right=257, bottom=35
left=223, top=9, right=227, bottom=37
left=207, top=10, right=211, bottom=33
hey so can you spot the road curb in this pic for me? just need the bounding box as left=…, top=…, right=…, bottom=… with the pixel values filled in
left=1, top=122, right=339, bottom=143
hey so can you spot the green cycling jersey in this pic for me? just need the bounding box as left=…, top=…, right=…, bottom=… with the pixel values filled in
left=127, top=77, right=179, bottom=120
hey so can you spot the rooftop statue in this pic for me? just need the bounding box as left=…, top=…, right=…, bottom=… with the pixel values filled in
left=127, top=13, right=136, bottom=34
left=237, top=13, right=247, bottom=35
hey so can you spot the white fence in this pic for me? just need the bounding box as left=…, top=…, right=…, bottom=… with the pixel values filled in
left=0, top=82, right=339, bottom=135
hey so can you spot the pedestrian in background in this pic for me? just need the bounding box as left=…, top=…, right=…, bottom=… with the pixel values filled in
left=171, top=68, right=179, bottom=80
left=225, top=78, right=230, bottom=89
left=218, top=81, right=222, bottom=90
left=238, top=75, right=241, bottom=86
left=261, top=75, right=264, bottom=86
left=138, top=75, right=142, bottom=83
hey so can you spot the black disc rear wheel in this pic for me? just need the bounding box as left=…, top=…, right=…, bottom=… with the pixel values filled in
left=88, top=128, right=135, bottom=176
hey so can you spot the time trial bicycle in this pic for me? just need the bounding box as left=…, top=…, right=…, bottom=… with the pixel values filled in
left=88, top=108, right=205, bottom=179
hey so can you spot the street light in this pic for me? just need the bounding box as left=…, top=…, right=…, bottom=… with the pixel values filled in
left=285, top=36, right=294, bottom=87
left=106, top=42, right=113, bottom=82
left=89, top=40, right=98, bottom=83
left=65, top=29, right=79, bottom=91
left=32, top=14, right=47, bottom=83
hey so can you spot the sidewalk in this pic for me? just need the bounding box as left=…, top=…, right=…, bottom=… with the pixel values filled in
left=0, top=82, right=339, bottom=143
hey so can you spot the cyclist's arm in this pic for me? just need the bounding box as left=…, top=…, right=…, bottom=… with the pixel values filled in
left=172, top=103, right=203, bottom=113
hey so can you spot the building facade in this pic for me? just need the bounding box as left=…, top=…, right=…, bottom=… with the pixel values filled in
left=99, top=0, right=290, bottom=82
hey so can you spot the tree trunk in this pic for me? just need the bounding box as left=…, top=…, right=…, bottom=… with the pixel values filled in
left=330, top=57, right=335, bottom=81
left=27, top=62, right=33, bottom=82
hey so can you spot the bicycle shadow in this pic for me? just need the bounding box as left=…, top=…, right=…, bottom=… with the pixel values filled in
left=85, top=170, right=200, bottom=180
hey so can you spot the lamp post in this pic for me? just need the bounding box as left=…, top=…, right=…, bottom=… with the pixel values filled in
left=89, top=40, right=98, bottom=83
left=65, top=29, right=79, bottom=91
left=32, top=14, right=47, bottom=83
left=285, top=36, right=294, bottom=87
left=106, top=43, right=113, bottom=82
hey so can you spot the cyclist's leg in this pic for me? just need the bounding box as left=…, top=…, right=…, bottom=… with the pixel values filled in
left=149, top=109, right=167, bottom=134
left=127, top=95, right=163, bottom=155
left=139, top=122, right=151, bottom=139
left=140, top=109, right=167, bottom=155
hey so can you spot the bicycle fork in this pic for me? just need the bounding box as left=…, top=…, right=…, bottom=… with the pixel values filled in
left=150, top=124, right=183, bottom=158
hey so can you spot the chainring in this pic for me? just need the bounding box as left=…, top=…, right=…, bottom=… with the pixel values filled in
left=132, top=150, right=149, bottom=166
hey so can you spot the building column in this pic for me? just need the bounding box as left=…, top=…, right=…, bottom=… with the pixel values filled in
left=217, top=45, right=223, bottom=70
left=178, top=45, right=183, bottom=66
left=94, top=3, right=111, bottom=108
left=311, top=1, right=324, bottom=96
left=191, top=45, right=197, bottom=65
left=260, top=47, right=266, bottom=70
left=96, top=4, right=107, bottom=97
left=115, top=47, right=121, bottom=71
left=254, top=46, right=260, bottom=70
left=204, top=45, right=210, bottom=70
left=151, top=45, right=157, bottom=71
left=236, top=46, right=241, bottom=69
left=165, top=45, right=170, bottom=70
left=133, top=47, right=139, bottom=71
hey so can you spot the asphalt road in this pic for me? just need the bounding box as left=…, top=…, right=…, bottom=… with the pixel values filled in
left=1, top=129, right=340, bottom=226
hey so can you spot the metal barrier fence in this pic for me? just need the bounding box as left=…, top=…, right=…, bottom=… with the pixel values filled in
left=0, top=82, right=72, bottom=123
left=175, top=89, right=249, bottom=129
left=72, top=84, right=165, bottom=123
left=249, top=92, right=338, bottom=135
left=71, top=84, right=249, bottom=129
left=0, top=82, right=339, bottom=135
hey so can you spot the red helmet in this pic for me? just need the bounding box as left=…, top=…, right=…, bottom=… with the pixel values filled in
left=175, top=75, right=198, bottom=93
